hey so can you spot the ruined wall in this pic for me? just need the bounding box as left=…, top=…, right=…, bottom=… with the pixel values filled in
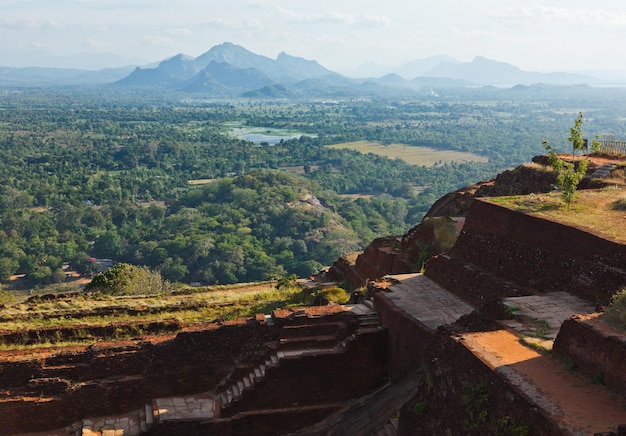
left=373, top=292, right=435, bottom=381
left=397, top=332, right=564, bottom=436
left=223, top=328, right=387, bottom=417
left=0, top=321, right=280, bottom=434
left=553, top=314, right=626, bottom=394
left=428, top=199, right=626, bottom=305
left=151, top=405, right=342, bottom=436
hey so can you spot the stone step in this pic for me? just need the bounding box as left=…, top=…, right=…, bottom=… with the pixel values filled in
left=279, top=334, right=339, bottom=350
left=144, top=403, right=153, bottom=429
left=152, top=396, right=216, bottom=422
left=81, top=409, right=143, bottom=436
left=243, top=375, right=252, bottom=389
left=231, top=383, right=241, bottom=398
left=591, top=163, right=617, bottom=178
left=254, top=365, right=265, bottom=380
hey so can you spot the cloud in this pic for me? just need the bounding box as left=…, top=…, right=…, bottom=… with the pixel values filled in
left=275, top=7, right=390, bottom=28
left=0, top=17, right=62, bottom=30
left=143, top=34, right=175, bottom=46
left=201, top=18, right=262, bottom=31
left=491, top=5, right=626, bottom=29
left=166, top=28, right=193, bottom=37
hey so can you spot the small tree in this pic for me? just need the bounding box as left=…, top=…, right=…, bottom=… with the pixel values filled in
left=542, top=113, right=591, bottom=208
left=568, top=112, right=586, bottom=160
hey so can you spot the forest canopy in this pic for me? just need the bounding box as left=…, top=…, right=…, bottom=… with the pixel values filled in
left=1, top=87, right=623, bottom=287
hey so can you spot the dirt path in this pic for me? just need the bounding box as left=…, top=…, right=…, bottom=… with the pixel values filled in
left=462, top=329, right=626, bottom=435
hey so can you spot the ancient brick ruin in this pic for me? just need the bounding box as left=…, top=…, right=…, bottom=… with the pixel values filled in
left=3, top=156, right=626, bottom=435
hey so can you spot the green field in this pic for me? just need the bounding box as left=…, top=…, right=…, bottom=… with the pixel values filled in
left=329, top=141, right=488, bottom=166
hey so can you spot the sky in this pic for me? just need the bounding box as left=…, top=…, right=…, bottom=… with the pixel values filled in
left=1, top=0, right=626, bottom=73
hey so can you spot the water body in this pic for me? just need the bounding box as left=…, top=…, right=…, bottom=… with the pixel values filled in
left=242, top=133, right=301, bottom=145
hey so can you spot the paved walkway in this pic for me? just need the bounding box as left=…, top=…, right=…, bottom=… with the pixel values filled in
left=502, top=292, right=596, bottom=349
left=153, top=395, right=216, bottom=422
left=462, top=329, right=626, bottom=434
left=382, top=273, right=474, bottom=330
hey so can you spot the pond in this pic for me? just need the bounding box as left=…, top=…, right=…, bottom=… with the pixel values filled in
left=226, top=124, right=314, bottom=145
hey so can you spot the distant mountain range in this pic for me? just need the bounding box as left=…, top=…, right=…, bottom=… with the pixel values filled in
left=0, top=42, right=623, bottom=95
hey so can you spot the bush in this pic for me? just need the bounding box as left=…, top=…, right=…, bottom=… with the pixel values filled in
left=85, top=263, right=168, bottom=295
left=317, top=287, right=349, bottom=304
left=612, top=198, right=626, bottom=211
left=603, top=288, right=626, bottom=330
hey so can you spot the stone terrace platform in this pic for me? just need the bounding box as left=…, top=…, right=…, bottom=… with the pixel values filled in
left=376, top=273, right=474, bottom=330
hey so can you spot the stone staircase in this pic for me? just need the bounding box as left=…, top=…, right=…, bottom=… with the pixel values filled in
left=591, top=162, right=617, bottom=178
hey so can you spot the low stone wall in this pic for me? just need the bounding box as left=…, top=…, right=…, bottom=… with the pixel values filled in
left=373, top=292, right=435, bottom=381
left=152, top=405, right=343, bottom=436
left=553, top=314, right=626, bottom=394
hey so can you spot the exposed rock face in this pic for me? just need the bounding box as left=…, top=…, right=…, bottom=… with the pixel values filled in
left=327, top=159, right=560, bottom=288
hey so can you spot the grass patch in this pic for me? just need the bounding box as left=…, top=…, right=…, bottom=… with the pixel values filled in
left=188, top=178, right=220, bottom=186
left=0, top=281, right=312, bottom=349
left=328, top=141, right=488, bottom=166
left=487, top=188, right=626, bottom=243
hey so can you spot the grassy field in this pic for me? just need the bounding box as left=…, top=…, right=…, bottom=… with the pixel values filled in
left=489, top=187, right=626, bottom=243
left=328, top=141, right=488, bottom=166
left=0, top=279, right=345, bottom=349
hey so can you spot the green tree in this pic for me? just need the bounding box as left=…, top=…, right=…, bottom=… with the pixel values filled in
left=0, top=257, right=19, bottom=283
left=543, top=113, right=590, bottom=208
left=568, top=112, right=585, bottom=161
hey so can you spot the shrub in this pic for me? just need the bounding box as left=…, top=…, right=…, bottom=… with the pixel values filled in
left=603, top=288, right=626, bottom=330
left=85, top=263, right=168, bottom=296
left=612, top=198, right=626, bottom=211
left=317, top=287, right=349, bottom=304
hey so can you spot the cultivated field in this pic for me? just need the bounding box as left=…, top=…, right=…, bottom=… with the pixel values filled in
left=329, top=141, right=489, bottom=166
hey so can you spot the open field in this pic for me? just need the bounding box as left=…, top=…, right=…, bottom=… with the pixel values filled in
left=328, top=141, right=489, bottom=166
left=188, top=178, right=220, bottom=185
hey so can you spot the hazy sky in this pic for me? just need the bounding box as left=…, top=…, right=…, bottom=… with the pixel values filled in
left=1, top=0, right=626, bottom=72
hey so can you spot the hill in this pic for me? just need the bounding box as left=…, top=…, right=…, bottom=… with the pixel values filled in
left=2, top=41, right=619, bottom=91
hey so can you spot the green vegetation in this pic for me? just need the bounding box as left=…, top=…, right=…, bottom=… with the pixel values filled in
left=603, top=288, right=626, bottom=331
left=0, top=88, right=624, bottom=290
left=488, top=189, right=626, bottom=243
left=460, top=381, right=489, bottom=429
left=316, top=287, right=350, bottom=304
left=542, top=113, right=593, bottom=208
left=497, top=417, right=530, bottom=436
left=0, top=281, right=312, bottom=348
left=85, top=263, right=168, bottom=295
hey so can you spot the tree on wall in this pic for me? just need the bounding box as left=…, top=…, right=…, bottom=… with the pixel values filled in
left=542, top=112, right=591, bottom=208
